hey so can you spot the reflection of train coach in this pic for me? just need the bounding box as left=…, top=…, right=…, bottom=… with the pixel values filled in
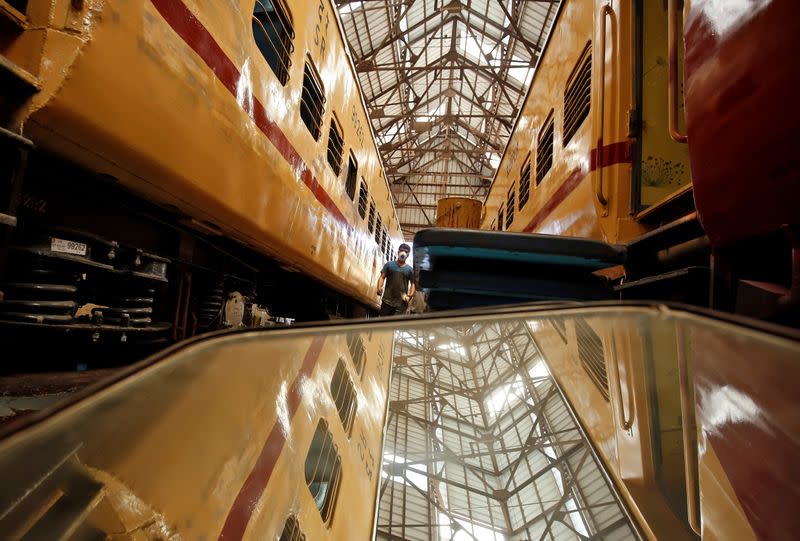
left=482, top=0, right=800, bottom=325
left=0, top=324, right=396, bottom=539
left=0, top=0, right=401, bottom=354
left=1, top=305, right=798, bottom=540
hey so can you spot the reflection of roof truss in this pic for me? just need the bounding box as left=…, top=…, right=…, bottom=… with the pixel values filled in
left=336, top=1, right=560, bottom=238
left=378, top=321, right=637, bottom=540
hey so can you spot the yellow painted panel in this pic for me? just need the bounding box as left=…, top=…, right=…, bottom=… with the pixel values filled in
left=15, top=0, right=401, bottom=308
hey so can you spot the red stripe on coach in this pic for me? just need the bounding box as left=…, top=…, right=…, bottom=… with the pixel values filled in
left=149, top=0, right=350, bottom=228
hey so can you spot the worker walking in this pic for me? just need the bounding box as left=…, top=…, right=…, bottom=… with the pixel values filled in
left=377, top=243, right=415, bottom=316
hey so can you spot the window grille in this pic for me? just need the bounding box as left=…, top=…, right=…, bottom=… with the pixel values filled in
left=304, top=419, right=343, bottom=523
left=252, top=0, right=294, bottom=85
left=564, top=43, right=592, bottom=145
left=300, top=61, right=325, bottom=140
left=327, top=120, right=344, bottom=175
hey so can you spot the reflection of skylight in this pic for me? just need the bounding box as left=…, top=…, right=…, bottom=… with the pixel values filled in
left=485, top=361, right=549, bottom=419
left=533, top=424, right=590, bottom=537
left=438, top=512, right=505, bottom=541
left=436, top=341, right=465, bottom=356
left=398, top=330, right=420, bottom=345
left=485, top=375, right=525, bottom=419
left=338, top=1, right=362, bottom=14
left=529, top=360, right=549, bottom=380
left=382, top=454, right=428, bottom=491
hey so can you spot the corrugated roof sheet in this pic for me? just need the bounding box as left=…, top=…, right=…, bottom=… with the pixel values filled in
left=377, top=320, right=638, bottom=540
left=336, top=0, right=560, bottom=238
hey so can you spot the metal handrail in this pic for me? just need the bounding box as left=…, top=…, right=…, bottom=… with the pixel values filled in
left=668, top=0, right=688, bottom=143
left=596, top=4, right=613, bottom=213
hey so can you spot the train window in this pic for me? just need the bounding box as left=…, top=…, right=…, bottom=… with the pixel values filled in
left=382, top=229, right=389, bottom=259
left=564, top=43, right=592, bottom=145
left=327, top=119, right=344, bottom=176
left=519, top=154, right=531, bottom=208
left=304, top=418, right=343, bottom=524
left=505, top=184, right=515, bottom=229
left=536, top=113, right=554, bottom=185
left=330, top=358, right=358, bottom=435
left=345, top=154, right=358, bottom=200
left=575, top=318, right=609, bottom=401
left=346, top=333, right=366, bottom=376
left=374, top=215, right=382, bottom=244
left=358, top=179, right=368, bottom=219
left=497, top=204, right=505, bottom=231
left=367, top=200, right=376, bottom=233
left=300, top=60, right=325, bottom=140
left=252, top=0, right=294, bottom=85
left=279, top=515, right=306, bottom=541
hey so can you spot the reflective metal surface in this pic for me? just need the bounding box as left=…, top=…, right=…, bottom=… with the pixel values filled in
left=0, top=303, right=797, bottom=540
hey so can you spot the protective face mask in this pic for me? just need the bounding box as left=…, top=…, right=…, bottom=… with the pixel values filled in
left=398, top=252, right=408, bottom=261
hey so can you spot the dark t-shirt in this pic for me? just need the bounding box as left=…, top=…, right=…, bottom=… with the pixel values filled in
left=381, top=261, right=414, bottom=307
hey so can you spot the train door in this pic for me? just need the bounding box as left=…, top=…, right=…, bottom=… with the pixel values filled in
left=631, top=0, right=692, bottom=219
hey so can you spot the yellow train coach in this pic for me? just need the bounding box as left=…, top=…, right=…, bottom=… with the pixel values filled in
left=0, top=0, right=400, bottom=353
left=484, top=0, right=690, bottom=243
left=482, top=0, right=800, bottom=324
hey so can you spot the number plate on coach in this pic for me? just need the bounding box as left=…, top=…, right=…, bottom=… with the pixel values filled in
left=50, top=237, right=87, bottom=256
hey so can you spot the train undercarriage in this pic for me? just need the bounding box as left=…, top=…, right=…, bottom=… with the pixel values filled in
left=0, top=134, right=370, bottom=370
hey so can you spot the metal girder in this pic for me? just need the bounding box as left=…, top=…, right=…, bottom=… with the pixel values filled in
left=376, top=322, right=640, bottom=540
left=393, top=173, right=491, bottom=179
left=337, top=0, right=557, bottom=233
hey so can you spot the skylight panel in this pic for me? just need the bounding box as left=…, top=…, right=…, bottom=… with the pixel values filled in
left=382, top=454, right=428, bottom=491
left=438, top=513, right=506, bottom=541
left=339, top=1, right=362, bottom=15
